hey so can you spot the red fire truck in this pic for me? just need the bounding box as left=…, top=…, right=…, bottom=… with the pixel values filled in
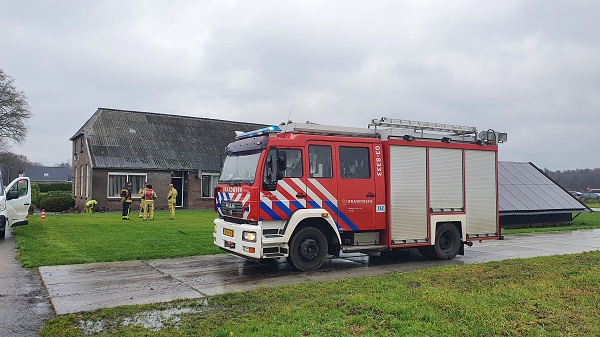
left=213, top=118, right=507, bottom=271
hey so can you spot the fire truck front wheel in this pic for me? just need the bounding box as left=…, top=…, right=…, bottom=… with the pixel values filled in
left=287, top=227, right=328, bottom=272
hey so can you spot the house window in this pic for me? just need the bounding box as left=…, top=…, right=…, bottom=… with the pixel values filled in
left=80, top=166, right=84, bottom=197
left=86, top=165, right=90, bottom=197
left=201, top=174, right=220, bottom=198
left=73, top=141, right=77, bottom=160
left=80, top=138, right=84, bottom=153
left=107, top=173, right=148, bottom=198
left=73, top=166, right=77, bottom=195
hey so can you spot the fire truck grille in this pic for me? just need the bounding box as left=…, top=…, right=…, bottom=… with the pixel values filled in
left=221, top=201, right=243, bottom=217
left=223, top=216, right=257, bottom=225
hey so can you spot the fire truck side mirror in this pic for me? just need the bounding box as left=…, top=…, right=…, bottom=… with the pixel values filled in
left=262, top=149, right=286, bottom=191
left=276, top=151, right=287, bottom=180
left=276, top=159, right=286, bottom=180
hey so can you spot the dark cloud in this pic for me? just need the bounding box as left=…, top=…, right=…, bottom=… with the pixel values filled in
left=1, top=0, right=598, bottom=170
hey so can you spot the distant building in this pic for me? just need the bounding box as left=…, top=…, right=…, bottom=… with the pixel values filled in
left=24, top=166, right=72, bottom=183
left=70, top=108, right=265, bottom=211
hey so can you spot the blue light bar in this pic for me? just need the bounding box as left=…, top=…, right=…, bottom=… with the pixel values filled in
left=235, top=126, right=282, bottom=140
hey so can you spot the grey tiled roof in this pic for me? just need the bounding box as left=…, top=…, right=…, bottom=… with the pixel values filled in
left=498, top=161, right=591, bottom=215
left=24, top=166, right=72, bottom=182
left=71, top=108, right=266, bottom=172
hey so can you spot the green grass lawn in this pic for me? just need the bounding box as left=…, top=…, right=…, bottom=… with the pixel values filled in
left=13, top=209, right=221, bottom=268
left=41, top=251, right=600, bottom=337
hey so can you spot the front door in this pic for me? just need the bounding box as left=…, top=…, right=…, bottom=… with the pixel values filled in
left=171, top=177, right=184, bottom=207
left=335, top=143, right=377, bottom=231
left=5, top=177, right=31, bottom=226
left=260, top=147, right=307, bottom=221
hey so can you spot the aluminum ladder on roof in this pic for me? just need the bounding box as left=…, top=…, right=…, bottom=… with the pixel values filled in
left=369, top=117, right=479, bottom=143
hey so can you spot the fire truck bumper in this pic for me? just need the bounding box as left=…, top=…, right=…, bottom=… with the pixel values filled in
left=214, top=217, right=288, bottom=260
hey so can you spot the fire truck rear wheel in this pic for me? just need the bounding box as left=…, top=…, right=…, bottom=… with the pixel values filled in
left=287, top=226, right=328, bottom=272
left=433, top=222, right=461, bottom=260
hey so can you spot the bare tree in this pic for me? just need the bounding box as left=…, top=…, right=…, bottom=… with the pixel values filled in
left=0, top=151, right=31, bottom=181
left=0, top=69, right=32, bottom=145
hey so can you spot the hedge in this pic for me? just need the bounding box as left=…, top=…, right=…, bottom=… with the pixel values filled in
left=37, top=182, right=72, bottom=193
left=37, top=191, right=75, bottom=212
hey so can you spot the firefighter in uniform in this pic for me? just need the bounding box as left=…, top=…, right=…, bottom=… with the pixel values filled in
left=138, top=182, right=148, bottom=218
left=167, top=183, right=178, bottom=220
left=142, top=183, right=157, bottom=220
left=85, top=199, right=97, bottom=213
left=120, top=181, right=133, bottom=220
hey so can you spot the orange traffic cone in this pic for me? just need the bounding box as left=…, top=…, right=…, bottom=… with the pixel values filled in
left=41, top=209, right=46, bottom=220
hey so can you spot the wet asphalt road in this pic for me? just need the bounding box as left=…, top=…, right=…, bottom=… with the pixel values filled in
left=39, top=228, right=600, bottom=315
left=0, top=229, right=54, bottom=337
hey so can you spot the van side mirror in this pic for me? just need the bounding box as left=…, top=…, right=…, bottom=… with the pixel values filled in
left=6, top=190, right=19, bottom=200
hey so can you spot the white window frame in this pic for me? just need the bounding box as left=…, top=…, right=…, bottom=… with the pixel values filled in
left=86, top=165, right=90, bottom=198
left=107, top=172, right=148, bottom=199
left=201, top=173, right=220, bottom=198
left=80, top=166, right=84, bottom=197
left=73, top=166, right=78, bottom=196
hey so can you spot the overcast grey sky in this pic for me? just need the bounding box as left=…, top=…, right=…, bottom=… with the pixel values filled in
left=1, top=0, right=598, bottom=170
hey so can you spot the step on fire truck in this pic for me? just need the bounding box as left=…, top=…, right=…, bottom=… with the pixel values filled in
left=213, top=118, right=507, bottom=271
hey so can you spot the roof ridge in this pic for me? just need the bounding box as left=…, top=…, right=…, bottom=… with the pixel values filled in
left=97, top=107, right=267, bottom=126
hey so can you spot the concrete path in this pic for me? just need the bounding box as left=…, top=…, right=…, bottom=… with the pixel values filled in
left=0, top=230, right=54, bottom=337
left=40, top=229, right=600, bottom=315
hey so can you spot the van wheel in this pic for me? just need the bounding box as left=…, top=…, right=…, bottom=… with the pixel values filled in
left=433, top=223, right=461, bottom=260
left=287, top=227, right=328, bottom=271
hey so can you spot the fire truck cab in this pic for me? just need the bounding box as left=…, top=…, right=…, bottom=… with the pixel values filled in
left=214, top=118, right=506, bottom=271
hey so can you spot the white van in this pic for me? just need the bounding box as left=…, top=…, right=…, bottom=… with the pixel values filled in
left=0, top=174, right=32, bottom=239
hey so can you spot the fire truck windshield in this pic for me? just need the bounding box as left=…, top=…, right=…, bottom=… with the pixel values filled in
left=219, top=150, right=262, bottom=184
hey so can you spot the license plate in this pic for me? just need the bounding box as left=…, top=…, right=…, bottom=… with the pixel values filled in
left=223, top=228, right=234, bottom=237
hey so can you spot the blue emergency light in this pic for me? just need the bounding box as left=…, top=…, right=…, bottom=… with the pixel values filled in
left=235, top=126, right=282, bottom=140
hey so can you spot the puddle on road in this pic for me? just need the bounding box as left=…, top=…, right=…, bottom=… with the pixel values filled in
left=78, top=301, right=207, bottom=335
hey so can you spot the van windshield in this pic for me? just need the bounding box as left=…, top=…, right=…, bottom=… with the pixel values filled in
left=219, top=150, right=262, bottom=184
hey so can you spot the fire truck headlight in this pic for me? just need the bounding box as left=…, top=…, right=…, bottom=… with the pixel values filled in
left=242, top=231, right=257, bottom=242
